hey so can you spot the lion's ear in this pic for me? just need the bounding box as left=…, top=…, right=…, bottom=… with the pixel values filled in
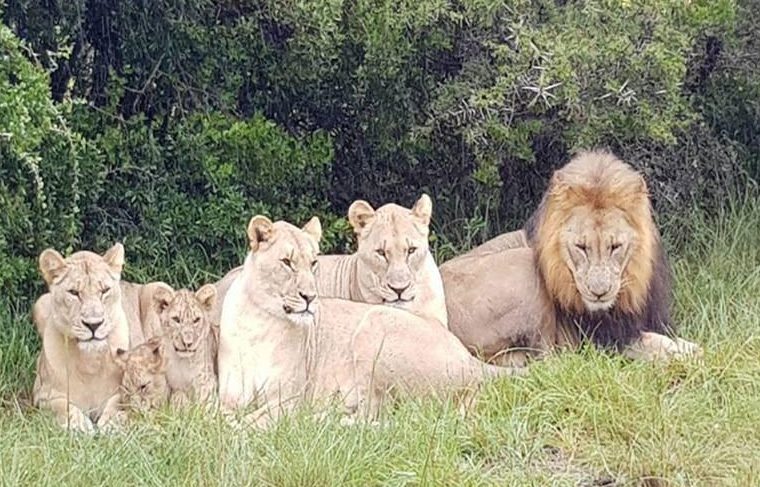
left=195, top=284, right=217, bottom=312
left=152, top=283, right=175, bottom=314
left=302, top=216, right=322, bottom=244
left=348, top=200, right=375, bottom=234
left=102, top=243, right=125, bottom=275
left=411, top=194, right=433, bottom=227
left=39, top=249, right=67, bottom=286
left=247, top=215, right=275, bottom=252
left=146, top=336, right=166, bottom=372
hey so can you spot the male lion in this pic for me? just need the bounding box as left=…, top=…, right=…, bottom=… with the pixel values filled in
left=211, top=194, right=447, bottom=328
left=217, top=215, right=521, bottom=426
left=441, top=150, right=702, bottom=364
left=32, top=243, right=131, bottom=432
left=115, top=336, right=169, bottom=413
left=153, top=284, right=218, bottom=408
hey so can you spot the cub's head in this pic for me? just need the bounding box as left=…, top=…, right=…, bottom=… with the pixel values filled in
left=348, top=194, right=433, bottom=307
left=115, top=337, right=169, bottom=412
left=38, top=243, right=125, bottom=351
left=245, top=215, right=322, bottom=326
left=530, top=150, right=658, bottom=315
left=154, top=284, right=217, bottom=357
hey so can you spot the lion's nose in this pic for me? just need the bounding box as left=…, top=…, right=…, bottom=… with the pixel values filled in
left=388, top=283, right=409, bottom=298
left=81, top=318, right=104, bottom=333
left=299, top=292, right=316, bottom=306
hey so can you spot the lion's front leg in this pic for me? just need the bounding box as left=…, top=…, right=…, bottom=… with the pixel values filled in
left=623, top=331, right=703, bottom=361
left=38, top=395, right=95, bottom=433
left=97, top=392, right=127, bottom=433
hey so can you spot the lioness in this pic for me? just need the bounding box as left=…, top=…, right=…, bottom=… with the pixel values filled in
left=217, top=215, right=521, bottom=426
left=32, top=243, right=130, bottom=432
left=153, top=284, right=218, bottom=408
left=441, top=150, right=702, bottom=364
left=115, top=336, right=169, bottom=413
left=212, top=194, right=447, bottom=328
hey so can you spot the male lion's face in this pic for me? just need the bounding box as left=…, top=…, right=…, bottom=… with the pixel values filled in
left=38, top=244, right=125, bottom=351
left=247, top=216, right=322, bottom=327
left=349, top=194, right=433, bottom=309
left=115, top=338, right=168, bottom=412
left=155, top=286, right=216, bottom=358
left=560, top=207, right=636, bottom=312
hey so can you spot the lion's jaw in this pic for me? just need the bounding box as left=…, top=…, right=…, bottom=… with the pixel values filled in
left=558, top=206, right=636, bottom=313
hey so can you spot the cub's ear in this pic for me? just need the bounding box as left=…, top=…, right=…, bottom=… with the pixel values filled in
left=247, top=215, right=275, bottom=252
left=114, top=348, right=129, bottom=368
left=411, top=194, right=433, bottom=227
left=146, top=337, right=167, bottom=372
left=302, top=216, right=322, bottom=244
left=348, top=200, right=375, bottom=234
left=195, top=284, right=217, bottom=312
left=102, top=243, right=125, bottom=276
left=152, top=283, right=175, bottom=314
left=38, top=249, right=67, bottom=286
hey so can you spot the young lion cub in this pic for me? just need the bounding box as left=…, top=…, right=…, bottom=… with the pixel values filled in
left=115, top=336, right=169, bottom=413
left=153, top=284, right=218, bottom=408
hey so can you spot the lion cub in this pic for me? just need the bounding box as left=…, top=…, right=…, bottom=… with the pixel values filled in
left=115, top=336, right=169, bottom=413
left=153, top=284, right=218, bottom=408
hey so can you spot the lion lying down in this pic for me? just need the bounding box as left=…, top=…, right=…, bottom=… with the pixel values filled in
left=218, top=215, right=522, bottom=426
left=441, top=150, right=702, bottom=365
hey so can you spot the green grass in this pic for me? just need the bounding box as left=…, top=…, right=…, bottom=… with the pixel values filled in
left=0, top=200, right=758, bottom=486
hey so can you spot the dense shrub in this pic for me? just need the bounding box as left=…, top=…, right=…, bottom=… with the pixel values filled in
left=1, top=1, right=758, bottom=303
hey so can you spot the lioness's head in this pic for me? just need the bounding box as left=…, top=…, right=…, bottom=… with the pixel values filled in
left=38, top=243, right=125, bottom=350
left=154, top=284, right=216, bottom=357
left=531, top=150, right=657, bottom=314
left=245, top=215, right=322, bottom=327
left=348, top=194, right=433, bottom=307
left=115, top=337, right=169, bottom=412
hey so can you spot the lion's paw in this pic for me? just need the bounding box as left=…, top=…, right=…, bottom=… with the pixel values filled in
left=670, top=337, right=703, bottom=360
left=62, top=409, right=95, bottom=434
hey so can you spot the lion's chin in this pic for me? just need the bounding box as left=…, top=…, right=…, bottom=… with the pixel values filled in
left=77, top=338, right=109, bottom=353
left=582, top=298, right=616, bottom=313
left=286, top=311, right=315, bottom=327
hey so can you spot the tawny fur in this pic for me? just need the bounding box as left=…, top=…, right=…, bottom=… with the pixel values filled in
left=442, top=150, right=702, bottom=363
left=217, top=215, right=521, bottom=427
left=154, top=285, right=218, bottom=408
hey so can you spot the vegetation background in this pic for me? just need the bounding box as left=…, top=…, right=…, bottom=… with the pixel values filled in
left=1, top=0, right=758, bottom=484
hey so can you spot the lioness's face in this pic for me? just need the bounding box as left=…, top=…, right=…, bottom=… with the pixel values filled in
left=247, top=216, right=322, bottom=327
left=115, top=338, right=168, bottom=412
left=560, top=207, right=636, bottom=311
left=349, top=195, right=433, bottom=308
left=155, top=286, right=216, bottom=358
left=38, top=244, right=125, bottom=350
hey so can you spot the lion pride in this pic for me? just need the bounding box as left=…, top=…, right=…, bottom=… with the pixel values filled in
left=441, top=150, right=702, bottom=364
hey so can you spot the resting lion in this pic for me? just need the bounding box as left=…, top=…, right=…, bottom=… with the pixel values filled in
left=115, top=336, right=170, bottom=413
left=211, top=194, right=447, bottom=328
left=217, top=215, right=521, bottom=426
left=441, top=150, right=702, bottom=364
left=32, top=243, right=131, bottom=432
left=152, top=284, right=218, bottom=408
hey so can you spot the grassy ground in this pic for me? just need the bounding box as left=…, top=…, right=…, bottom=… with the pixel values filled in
left=0, top=201, right=758, bottom=486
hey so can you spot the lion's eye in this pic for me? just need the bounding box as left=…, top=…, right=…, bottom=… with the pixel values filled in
left=376, top=249, right=386, bottom=259
left=575, top=243, right=587, bottom=254
left=610, top=243, right=622, bottom=254
left=281, top=258, right=292, bottom=269
left=172, top=316, right=181, bottom=323
left=407, top=246, right=417, bottom=256
left=67, top=289, right=80, bottom=298
left=192, top=317, right=201, bottom=324
left=138, top=383, right=149, bottom=392
left=101, top=287, right=110, bottom=296
left=311, top=260, right=318, bottom=270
